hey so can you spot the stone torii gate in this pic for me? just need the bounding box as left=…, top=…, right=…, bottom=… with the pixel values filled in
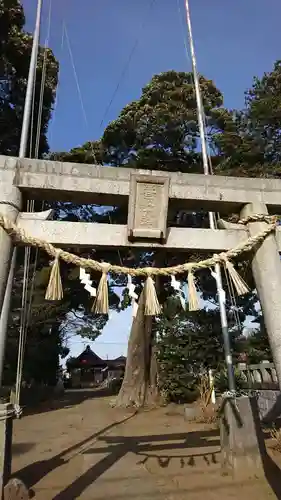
left=0, top=154, right=281, bottom=489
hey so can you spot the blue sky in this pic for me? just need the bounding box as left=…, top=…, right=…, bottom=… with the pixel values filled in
left=23, top=0, right=281, bottom=153
left=22, top=0, right=280, bottom=359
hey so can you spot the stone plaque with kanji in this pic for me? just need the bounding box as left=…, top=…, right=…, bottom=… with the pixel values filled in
left=127, top=174, right=169, bottom=240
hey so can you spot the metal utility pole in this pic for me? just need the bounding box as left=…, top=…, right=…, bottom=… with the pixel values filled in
left=19, top=0, right=43, bottom=158
left=184, top=0, right=235, bottom=391
left=0, top=0, right=43, bottom=386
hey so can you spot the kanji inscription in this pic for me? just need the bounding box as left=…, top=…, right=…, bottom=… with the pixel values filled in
left=127, top=174, right=169, bottom=240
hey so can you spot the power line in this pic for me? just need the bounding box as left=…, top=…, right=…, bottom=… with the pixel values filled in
left=179, top=0, right=242, bottom=332
left=49, top=18, right=65, bottom=148
left=177, top=0, right=191, bottom=67
left=184, top=0, right=235, bottom=392
left=99, top=0, right=157, bottom=131
left=63, top=20, right=98, bottom=164
left=68, top=341, right=128, bottom=345
left=63, top=22, right=89, bottom=131
left=53, top=1, right=157, bottom=162
left=34, top=0, right=53, bottom=159
left=15, top=0, right=44, bottom=403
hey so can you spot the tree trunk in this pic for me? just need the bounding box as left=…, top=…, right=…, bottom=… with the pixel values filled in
left=114, top=287, right=160, bottom=408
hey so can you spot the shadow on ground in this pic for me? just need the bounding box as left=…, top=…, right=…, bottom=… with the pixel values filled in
left=12, top=443, right=35, bottom=456
left=246, top=395, right=281, bottom=499
left=23, top=388, right=116, bottom=416
left=13, top=410, right=137, bottom=493
left=19, top=427, right=221, bottom=500
left=14, top=392, right=281, bottom=500
left=253, top=396, right=281, bottom=499
left=261, top=452, right=281, bottom=499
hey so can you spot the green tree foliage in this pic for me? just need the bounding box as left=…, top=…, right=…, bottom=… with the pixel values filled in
left=57, top=70, right=227, bottom=172
left=52, top=70, right=230, bottom=298
left=157, top=298, right=272, bottom=403
left=0, top=0, right=58, bottom=156
left=5, top=249, right=121, bottom=385
left=214, top=60, right=281, bottom=177
left=239, top=320, right=273, bottom=364
left=246, top=61, right=281, bottom=165
left=56, top=63, right=281, bottom=180
left=0, top=0, right=60, bottom=385
left=50, top=69, right=272, bottom=402
left=5, top=252, right=67, bottom=385
left=1, top=2, right=277, bottom=397
left=102, top=71, right=224, bottom=170
left=156, top=296, right=245, bottom=403
left=51, top=64, right=281, bottom=402
left=51, top=140, right=105, bottom=165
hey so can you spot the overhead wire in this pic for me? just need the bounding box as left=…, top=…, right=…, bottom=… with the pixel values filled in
left=34, top=0, right=52, bottom=160
left=25, top=0, right=53, bottom=328
left=16, top=0, right=53, bottom=404
left=16, top=70, right=39, bottom=402
left=25, top=0, right=54, bottom=331
left=15, top=1, right=192, bottom=395
left=60, top=13, right=148, bottom=267
left=49, top=21, right=65, bottom=149
left=63, top=22, right=90, bottom=138
left=18, top=24, right=41, bottom=398
left=177, top=0, right=242, bottom=332
left=61, top=0, right=157, bottom=164
left=224, top=265, right=242, bottom=330
left=99, top=0, right=157, bottom=132
left=62, top=0, right=158, bottom=165
left=101, top=0, right=158, bottom=272
left=29, top=74, right=37, bottom=158
left=63, top=21, right=98, bottom=165
left=66, top=341, right=128, bottom=345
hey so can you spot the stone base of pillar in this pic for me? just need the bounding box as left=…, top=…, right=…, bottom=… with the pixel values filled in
left=220, top=395, right=265, bottom=477
left=3, top=478, right=29, bottom=500
left=0, top=403, right=14, bottom=497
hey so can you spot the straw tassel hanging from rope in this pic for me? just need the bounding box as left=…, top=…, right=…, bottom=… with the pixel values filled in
left=92, top=264, right=110, bottom=314
left=222, top=255, right=249, bottom=296
left=45, top=251, right=63, bottom=301
left=187, top=270, right=200, bottom=311
left=144, top=275, right=161, bottom=316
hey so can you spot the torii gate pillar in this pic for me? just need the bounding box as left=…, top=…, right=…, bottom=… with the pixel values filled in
left=0, top=182, right=21, bottom=385
left=0, top=184, right=22, bottom=313
left=0, top=182, right=21, bottom=497
left=221, top=201, right=281, bottom=477
left=241, top=202, right=281, bottom=389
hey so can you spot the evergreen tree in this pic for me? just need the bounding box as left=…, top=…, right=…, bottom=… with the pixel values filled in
left=0, top=0, right=58, bottom=156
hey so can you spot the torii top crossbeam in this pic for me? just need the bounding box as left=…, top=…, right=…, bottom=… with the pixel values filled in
left=1, top=154, right=281, bottom=392
left=2, top=155, right=281, bottom=212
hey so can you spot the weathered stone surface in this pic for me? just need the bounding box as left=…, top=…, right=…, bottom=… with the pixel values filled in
left=4, top=478, right=29, bottom=500
left=1, top=155, right=281, bottom=211
left=257, top=390, right=281, bottom=423
left=16, top=219, right=250, bottom=251
left=128, top=175, right=169, bottom=240
left=0, top=184, right=22, bottom=312
left=0, top=404, right=14, bottom=495
left=18, top=208, right=53, bottom=220
left=241, top=203, right=281, bottom=389
left=184, top=405, right=201, bottom=420
left=220, top=395, right=265, bottom=477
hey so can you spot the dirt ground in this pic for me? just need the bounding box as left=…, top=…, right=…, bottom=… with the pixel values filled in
left=11, top=389, right=281, bottom=499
